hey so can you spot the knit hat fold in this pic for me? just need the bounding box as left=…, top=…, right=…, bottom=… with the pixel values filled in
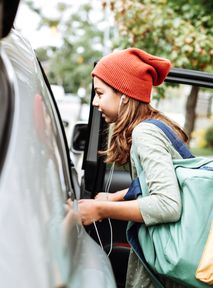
left=92, top=48, right=171, bottom=103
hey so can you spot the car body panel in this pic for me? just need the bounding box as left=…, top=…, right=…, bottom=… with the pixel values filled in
left=0, top=29, right=116, bottom=288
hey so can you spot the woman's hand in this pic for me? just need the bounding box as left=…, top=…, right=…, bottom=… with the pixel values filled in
left=95, top=189, right=128, bottom=202
left=78, top=196, right=144, bottom=225
left=95, top=192, right=112, bottom=201
left=78, top=199, right=102, bottom=225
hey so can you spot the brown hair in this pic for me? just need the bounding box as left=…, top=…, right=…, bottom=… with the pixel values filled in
left=100, top=97, right=188, bottom=165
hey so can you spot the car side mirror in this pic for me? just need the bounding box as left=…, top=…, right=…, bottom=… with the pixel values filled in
left=71, top=123, right=88, bottom=153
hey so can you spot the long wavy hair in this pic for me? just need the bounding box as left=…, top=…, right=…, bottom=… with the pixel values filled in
left=100, top=97, right=188, bottom=165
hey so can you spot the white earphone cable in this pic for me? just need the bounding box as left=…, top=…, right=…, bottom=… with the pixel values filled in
left=105, top=162, right=114, bottom=256
left=94, top=95, right=125, bottom=254
left=92, top=162, right=115, bottom=257
left=93, top=220, right=104, bottom=251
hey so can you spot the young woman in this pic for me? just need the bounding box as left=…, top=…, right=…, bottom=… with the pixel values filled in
left=78, top=48, right=187, bottom=288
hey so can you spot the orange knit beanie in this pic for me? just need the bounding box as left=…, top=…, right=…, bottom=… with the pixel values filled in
left=92, top=48, right=171, bottom=103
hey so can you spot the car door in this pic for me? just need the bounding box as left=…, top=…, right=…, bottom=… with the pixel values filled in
left=0, top=3, right=116, bottom=288
left=80, top=65, right=213, bottom=288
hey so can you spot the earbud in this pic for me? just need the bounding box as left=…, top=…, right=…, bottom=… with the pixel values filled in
left=121, top=95, right=125, bottom=102
left=118, top=95, right=126, bottom=116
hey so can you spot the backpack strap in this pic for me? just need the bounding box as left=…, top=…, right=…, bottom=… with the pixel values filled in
left=143, top=119, right=194, bottom=159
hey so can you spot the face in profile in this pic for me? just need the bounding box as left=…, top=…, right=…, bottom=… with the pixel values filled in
left=92, top=76, right=122, bottom=123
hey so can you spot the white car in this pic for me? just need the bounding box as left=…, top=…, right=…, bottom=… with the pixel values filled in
left=0, top=2, right=116, bottom=287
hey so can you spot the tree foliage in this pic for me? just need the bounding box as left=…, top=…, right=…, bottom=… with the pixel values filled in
left=26, top=1, right=104, bottom=97
left=47, top=4, right=104, bottom=97
left=109, top=0, right=213, bottom=71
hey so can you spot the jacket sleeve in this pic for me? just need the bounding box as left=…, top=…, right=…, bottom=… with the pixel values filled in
left=132, top=123, right=182, bottom=226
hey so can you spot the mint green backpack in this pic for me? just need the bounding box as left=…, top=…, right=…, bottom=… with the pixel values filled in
left=127, top=119, right=213, bottom=288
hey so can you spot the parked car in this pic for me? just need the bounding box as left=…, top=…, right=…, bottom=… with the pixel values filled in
left=0, top=1, right=116, bottom=287
left=71, top=59, right=213, bottom=288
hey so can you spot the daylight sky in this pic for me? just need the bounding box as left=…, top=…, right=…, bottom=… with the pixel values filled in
left=15, top=0, right=102, bottom=48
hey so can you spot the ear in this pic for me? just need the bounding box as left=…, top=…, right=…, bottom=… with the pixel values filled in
left=121, top=94, right=129, bottom=104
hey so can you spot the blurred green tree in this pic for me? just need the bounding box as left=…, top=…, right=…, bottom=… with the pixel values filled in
left=26, top=1, right=104, bottom=101
left=107, top=0, right=213, bottom=139
left=48, top=3, right=104, bottom=99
